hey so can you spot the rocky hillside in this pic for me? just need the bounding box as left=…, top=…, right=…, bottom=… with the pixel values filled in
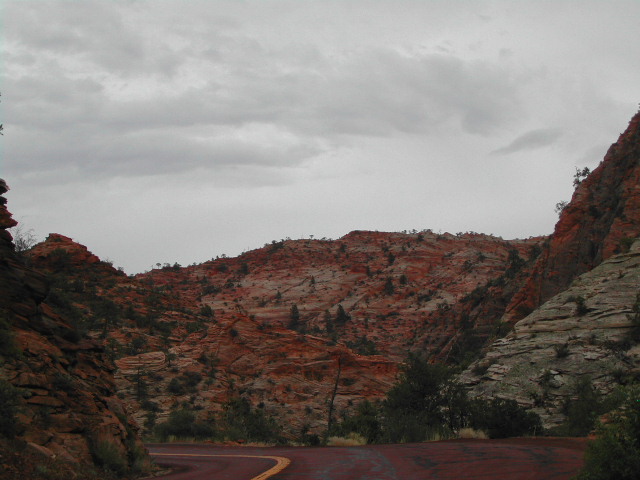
left=462, top=111, right=640, bottom=427
left=138, top=229, right=544, bottom=362
left=27, top=226, right=542, bottom=439
left=0, top=181, right=149, bottom=478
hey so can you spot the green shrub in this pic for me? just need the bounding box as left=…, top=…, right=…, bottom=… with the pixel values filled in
left=334, top=354, right=542, bottom=444
left=627, top=292, right=640, bottom=342
left=154, top=408, right=215, bottom=441
left=332, top=400, right=381, bottom=444
left=575, top=296, right=589, bottom=316
left=52, top=373, right=75, bottom=393
left=0, top=379, right=22, bottom=438
left=91, top=437, right=127, bottom=476
left=551, top=377, right=607, bottom=437
left=470, top=398, right=542, bottom=438
left=0, top=321, right=21, bottom=358
left=167, top=378, right=185, bottom=395
left=219, top=397, right=281, bottom=443
left=576, top=385, right=640, bottom=480
left=555, top=342, right=570, bottom=358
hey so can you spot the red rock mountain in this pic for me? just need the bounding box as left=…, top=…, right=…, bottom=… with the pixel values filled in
left=27, top=224, right=543, bottom=439
left=5, top=111, right=640, bottom=445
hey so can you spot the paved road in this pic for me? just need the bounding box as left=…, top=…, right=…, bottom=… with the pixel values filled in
left=148, top=438, right=587, bottom=480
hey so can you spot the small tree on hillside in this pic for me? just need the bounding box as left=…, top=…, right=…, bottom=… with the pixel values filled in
left=335, top=304, right=350, bottom=325
left=288, top=303, right=301, bottom=330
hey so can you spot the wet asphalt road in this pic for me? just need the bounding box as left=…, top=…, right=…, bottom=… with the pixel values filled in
left=148, top=438, right=587, bottom=480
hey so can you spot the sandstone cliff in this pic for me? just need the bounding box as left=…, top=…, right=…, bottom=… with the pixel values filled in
left=0, top=181, right=149, bottom=478
left=461, top=239, right=640, bottom=429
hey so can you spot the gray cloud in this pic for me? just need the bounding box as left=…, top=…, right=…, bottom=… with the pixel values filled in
left=491, top=128, right=563, bottom=155
left=3, top=0, right=639, bottom=273
left=5, top=4, right=527, bottom=184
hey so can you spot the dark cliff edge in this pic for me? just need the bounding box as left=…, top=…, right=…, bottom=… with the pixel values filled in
left=0, top=180, right=150, bottom=479
left=505, top=112, right=640, bottom=322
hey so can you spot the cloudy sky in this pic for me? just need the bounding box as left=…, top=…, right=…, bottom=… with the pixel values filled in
left=2, top=0, right=639, bottom=273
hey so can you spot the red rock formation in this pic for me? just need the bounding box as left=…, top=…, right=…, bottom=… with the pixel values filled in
left=505, top=112, right=640, bottom=321
left=141, top=230, right=543, bottom=361
left=26, top=226, right=544, bottom=439
left=0, top=180, right=149, bottom=476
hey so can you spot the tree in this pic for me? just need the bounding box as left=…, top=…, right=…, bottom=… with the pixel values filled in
left=288, top=303, right=301, bottom=330
left=132, top=367, right=149, bottom=401
left=325, top=354, right=343, bottom=444
left=555, top=200, right=568, bottom=215
left=576, top=385, right=640, bottom=480
left=10, top=224, right=38, bottom=252
left=470, top=397, right=542, bottom=438
left=335, top=304, right=350, bottom=325
left=154, top=408, right=215, bottom=441
left=573, top=166, right=591, bottom=187
left=0, top=379, right=22, bottom=438
left=324, top=310, right=334, bottom=333
left=384, top=277, right=395, bottom=295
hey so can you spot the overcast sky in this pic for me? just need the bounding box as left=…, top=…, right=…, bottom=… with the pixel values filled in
left=2, top=0, right=639, bottom=273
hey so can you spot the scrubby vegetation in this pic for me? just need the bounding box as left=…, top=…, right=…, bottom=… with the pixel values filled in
left=331, top=355, right=542, bottom=443
left=0, top=378, right=23, bottom=439
left=152, top=397, right=282, bottom=444
left=576, top=384, right=640, bottom=480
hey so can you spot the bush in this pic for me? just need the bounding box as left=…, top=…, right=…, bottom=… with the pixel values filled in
left=219, top=397, right=281, bottom=443
left=0, top=312, right=21, bottom=357
left=627, top=292, right=640, bottom=342
left=574, top=295, right=589, bottom=316
left=154, top=409, right=215, bottom=441
left=576, top=385, right=640, bottom=480
left=0, top=379, right=22, bottom=438
left=555, top=342, right=570, bottom=358
left=551, top=377, right=606, bottom=437
left=166, top=378, right=185, bottom=395
left=470, top=398, right=542, bottom=438
left=332, top=400, right=381, bottom=444
left=326, top=433, right=367, bottom=446
left=90, top=437, right=127, bottom=476
left=333, top=354, right=542, bottom=444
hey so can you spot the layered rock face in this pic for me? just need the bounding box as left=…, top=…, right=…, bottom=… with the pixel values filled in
left=0, top=181, right=147, bottom=472
left=506, top=112, right=640, bottom=321
left=140, top=230, right=543, bottom=361
left=461, top=239, right=640, bottom=428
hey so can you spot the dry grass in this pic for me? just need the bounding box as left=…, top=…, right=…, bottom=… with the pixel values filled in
left=326, top=433, right=368, bottom=446
left=457, top=428, right=488, bottom=439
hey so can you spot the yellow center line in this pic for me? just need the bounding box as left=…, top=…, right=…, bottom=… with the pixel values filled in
left=151, top=453, right=291, bottom=480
